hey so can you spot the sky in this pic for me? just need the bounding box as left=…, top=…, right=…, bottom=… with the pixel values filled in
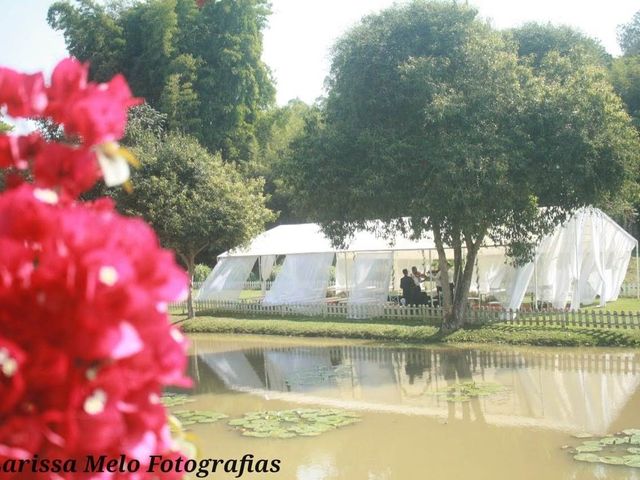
left=0, top=0, right=638, bottom=106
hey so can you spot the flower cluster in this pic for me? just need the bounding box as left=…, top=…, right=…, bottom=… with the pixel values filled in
left=0, top=58, right=139, bottom=195
left=0, top=59, right=190, bottom=479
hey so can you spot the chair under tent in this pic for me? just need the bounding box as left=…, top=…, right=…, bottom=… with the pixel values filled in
left=197, top=208, right=638, bottom=318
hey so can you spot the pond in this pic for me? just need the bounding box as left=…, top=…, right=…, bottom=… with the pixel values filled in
left=172, top=334, right=640, bottom=479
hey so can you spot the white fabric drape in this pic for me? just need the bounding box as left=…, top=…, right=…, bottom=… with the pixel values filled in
left=335, top=252, right=355, bottom=293
left=196, top=256, right=257, bottom=301
left=259, top=255, right=277, bottom=282
left=347, top=252, right=393, bottom=318
left=263, top=253, right=334, bottom=304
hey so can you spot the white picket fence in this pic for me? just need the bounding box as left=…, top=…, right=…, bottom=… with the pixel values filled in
left=168, top=297, right=640, bottom=328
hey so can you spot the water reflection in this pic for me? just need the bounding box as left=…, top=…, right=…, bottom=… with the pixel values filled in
left=189, top=337, right=640, bottom=435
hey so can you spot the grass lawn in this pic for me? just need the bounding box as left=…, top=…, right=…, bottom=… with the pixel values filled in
left=175, top=313, right=640, bottom=348
left=581, top=297, right=640, bottom=312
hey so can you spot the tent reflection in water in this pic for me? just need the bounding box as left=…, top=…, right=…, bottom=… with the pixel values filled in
left=197, top=208, right=638, bottom=317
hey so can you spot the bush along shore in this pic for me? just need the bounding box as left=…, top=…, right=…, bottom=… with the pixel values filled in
left=174, top=313, right=640, bottom=348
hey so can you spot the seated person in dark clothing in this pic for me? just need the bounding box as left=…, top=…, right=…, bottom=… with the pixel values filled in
left=400, top=268, right=415, bottom=305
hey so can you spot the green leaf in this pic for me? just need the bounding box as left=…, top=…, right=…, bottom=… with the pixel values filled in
left=574, top=453, right=601, bottom=463
left=228, top=408, right=361, bottom=439
left=575, top=445, right=603, bottom=453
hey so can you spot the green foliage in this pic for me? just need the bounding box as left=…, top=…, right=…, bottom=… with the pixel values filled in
left=160, top=393, right=196, bottom=407
left=118, top=131, right=274, bottom=266
left=285, top=1, right=640, bottom=328
left=179, top=314, right=640, bottom=348
left=571, top=430, right=640, bottom=468
left=48, top=0, right=126, bottom=82
left=250, top=99, right=313, bottom=223
left=618, top=10, right=640, bottom=56
left=507, top=23, right=610, bottom=68
left=48, top=0, right=275, bottom=161
left=0, top=117, right=12, bottom=134
left=610, top=55, right=640, bottom=129
left=228, top=409, right=361, bottom=438
left=428, top=382, right=507, bottom=402
left=123, top=103, right=168, bottom=144
left=193, top=263, right=211, bottom=282
left=172, top=410, right=228, bottom=425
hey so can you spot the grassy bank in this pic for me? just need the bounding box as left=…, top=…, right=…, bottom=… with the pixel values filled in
left=175, top=314, right=640, bottom=348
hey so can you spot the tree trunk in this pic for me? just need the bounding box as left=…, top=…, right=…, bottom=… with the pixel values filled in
left=436, top=230, right=483, bottom=333
left=432, top=225, right=453, bottom=315
left=450, top=237, right=481, bottom=330
left=179, top=252, right=197, bottom=319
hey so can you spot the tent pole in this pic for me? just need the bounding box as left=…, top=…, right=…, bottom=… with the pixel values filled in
left=391, top=250, right=396, bottom=298
left=534, top=255, right=538, bottom=311
left=636, top=243, right=640, bottom=298
left=428, top=249, right=433, bottom=295
left=344, top=252, right=349, bottom=296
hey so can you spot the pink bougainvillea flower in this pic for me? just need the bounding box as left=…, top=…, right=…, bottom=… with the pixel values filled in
left=0, top=133, right=42, bottom=170
left=45, top=57, right=89, bottom=121
left=0, top=59, right=190, bottom=479
left=0, top=68, right=47, bottom=117
left=33, top=142, right=100, bottom=197
left=46, top=58, right=141, bottom=147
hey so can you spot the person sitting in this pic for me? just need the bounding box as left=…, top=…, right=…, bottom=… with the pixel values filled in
left=400, top=268, right=415, bottom=305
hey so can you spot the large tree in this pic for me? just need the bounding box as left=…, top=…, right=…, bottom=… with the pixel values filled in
left=618, top=10, right=640, bottom=57
left=48, top=0, right=275, bottom=162
left=250, top=98, right=313, bottom=224
left=508, top=22, right=610, bottom=68
left=286, top=1, right=640, bottom=331
left=117, top=130, right=274, bottom=317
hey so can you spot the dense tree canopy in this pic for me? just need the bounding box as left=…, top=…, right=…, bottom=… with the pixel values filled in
left=286, top=1, right=640, bottom=330
left=250, top=98, right=313, bottom=224
left=611, top=10, right=640, bottom=130
left=508, top=22, right=610, bottom=68
left=117, top=130, right=274, bottom=316
left=48, top=0, right=275, bottom=162
left=618, top=10, right=640, bottom=56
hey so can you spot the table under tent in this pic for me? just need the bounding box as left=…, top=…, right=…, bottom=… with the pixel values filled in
left=197, top=208, right=638, bottom=318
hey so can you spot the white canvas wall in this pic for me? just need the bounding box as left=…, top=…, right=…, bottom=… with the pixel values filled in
left=263, top=252, right=334, bottom=305
left=347, top=252, right=394, bottom=318
left=196, top=256, right=257, bottom=301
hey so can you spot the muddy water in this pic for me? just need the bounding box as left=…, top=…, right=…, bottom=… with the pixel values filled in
left=175, top=335, right=640, bottom=480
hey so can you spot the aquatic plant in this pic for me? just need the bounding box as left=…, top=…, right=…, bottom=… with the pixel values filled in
left=428, top=381, right=508, bottom=402
left=228, top=408, right=361, bottom=438
left=172, top=410, right=228, bottom=426
left=161, top=393, right=196, bottom=408
left=571, top=429, right=640, bottom=467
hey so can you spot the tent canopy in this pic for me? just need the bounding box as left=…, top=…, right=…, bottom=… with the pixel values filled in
left=218, top=221, right=504, bottom=258
left=201, top=208, right=638, bottom=312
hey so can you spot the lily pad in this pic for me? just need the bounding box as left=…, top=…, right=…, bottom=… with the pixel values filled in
left=570, top=429, right=640, bottom=468
left=575, top=445, right=603, bottom=453
left=172, top=410, right=228, bottom=425
left=228, top=408, right=361, bottom=439
left=161, top=393, right=196, bottom=408
left=624, top=455, right=640, bottom=468
left=428, top=382, right=508, bottom=403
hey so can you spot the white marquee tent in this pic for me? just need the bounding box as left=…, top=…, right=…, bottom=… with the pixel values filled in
left=197, top=208, right=638, bottom=312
